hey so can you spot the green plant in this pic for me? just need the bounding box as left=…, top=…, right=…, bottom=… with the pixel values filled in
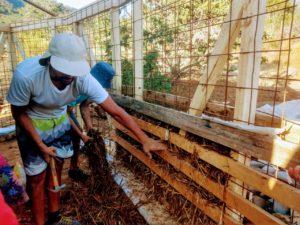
left=144, top=51, right=172, bottom=93
left=121, top=58, right=133, bottom=86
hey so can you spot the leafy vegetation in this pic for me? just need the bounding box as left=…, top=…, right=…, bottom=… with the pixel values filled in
left=0, top=0, right=74, bottom=25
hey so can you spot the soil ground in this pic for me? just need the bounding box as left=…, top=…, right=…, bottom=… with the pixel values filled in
left=0, top=139, right=88, bottom=224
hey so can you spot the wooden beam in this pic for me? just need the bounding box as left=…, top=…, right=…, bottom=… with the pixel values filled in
left=126, top=116, right=300, bottom=213
left=112, top=94, right=300, bottom=168
left=113, top=119, right=285, bottom=225
left=133, top=0, right=143, bottom=100
left=7, top=33, right=18, bottom=71
left=188, top=0, right=245, bottom=116
left=72, top=21, right=96, bottom=67
left=234, top=0, right=266, bottom=123
left=124, top=89, right=299, bottom=144
left=78, top=23, right=96, bottom=67
left=113, top=134, right=240, bottom=225
left=143, top=90, right=190, bottom=111
left=72, top=22, right=80, bottom=35
left=13, top=35, right=26, bottom=60
left=0, top=33, right=8, bottom=56
left=110, top=7, right=122, bottom=94
left=10, top=0, right=130, bottom=32
left=11, top=18, right=62, bottom=32
left=0, top=25, right=11, bottom=32
left=62, top=0, right=129, bottom=25
left=23, top=0, right=57, bottom=17
left=230, top=1, right=267, bottom=220
left=50, top=24, right=56, bottom=37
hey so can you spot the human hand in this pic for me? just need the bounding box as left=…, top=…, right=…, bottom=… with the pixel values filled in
left=142, top=138, right=167, bottom=159
left=40, top=146, right=57, bottom=163
left=81, top=134, right=93, bottom=143
left=288, top=166, right=300, bottom=182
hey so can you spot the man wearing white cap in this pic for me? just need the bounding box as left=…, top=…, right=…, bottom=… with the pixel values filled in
left=7, top=33, right=167, bottom=225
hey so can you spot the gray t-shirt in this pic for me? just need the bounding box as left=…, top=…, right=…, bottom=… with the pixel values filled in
left=7, top=56, right=108, bottom=119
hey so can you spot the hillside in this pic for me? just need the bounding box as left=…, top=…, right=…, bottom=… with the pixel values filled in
left=0, top=0, right=75, bottom=25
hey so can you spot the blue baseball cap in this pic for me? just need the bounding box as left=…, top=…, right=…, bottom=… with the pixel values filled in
left=90, top=62, right=116, bottom=88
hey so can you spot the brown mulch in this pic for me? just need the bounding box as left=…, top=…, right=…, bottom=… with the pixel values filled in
left=11, top=129, right=147, bottom=225
left=61, top=129, right=147, bottom=225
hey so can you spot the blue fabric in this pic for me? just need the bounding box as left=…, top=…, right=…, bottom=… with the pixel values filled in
left=90, top=62, right=115, bottom=89
left=0, top=165, right=26, bottom=205
left=68, top=95, right=88, bottom=107
left=68, top=62, right=115, bottom=107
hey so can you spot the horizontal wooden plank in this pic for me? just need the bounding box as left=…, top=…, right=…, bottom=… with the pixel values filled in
left=112, top=134, right=240, bottom=225
left=112, top=119, right=285, bottom=225
left=205, top=103, right=299, bottom=144
left=143, top=90, right=190, bottom=111
left=11, top=18, right=63, bottom=32
left=126, top=87, right=300, bottom=144
left=10, top=0, right=130, bottom=32
left=128, top=116, right=300, bottom=213
left=0, top=25, right=11, bottom=32
left=112, top=94, right=300, bottom=168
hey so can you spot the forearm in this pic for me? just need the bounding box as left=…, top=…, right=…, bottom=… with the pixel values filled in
left=69, top=116, right=86, bottom=140
left=80, top=101, right=92, bottom=132
left=100, top=97, right=148, bottom=144
left=113, top=110, right=148, bottom=142
left=100, top=96, right=167, bottom=158
left=11, top=106, right=46, bottom=150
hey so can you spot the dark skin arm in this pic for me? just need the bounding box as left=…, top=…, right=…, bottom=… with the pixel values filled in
left=67, top=106, right=91, bottom=143
left=99, top=96, right=167, bottom=158
left=79, top=100, right=93, bottom=132
left=11, top=105, right=56, bottom=161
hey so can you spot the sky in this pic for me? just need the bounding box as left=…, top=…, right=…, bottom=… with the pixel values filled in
left=56, top=0, right=97, bottom=9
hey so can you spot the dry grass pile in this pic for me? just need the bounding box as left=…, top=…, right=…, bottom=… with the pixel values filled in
left=115, top=126, right=229, bottom=225
left=61, top=129, right=147, bottom=225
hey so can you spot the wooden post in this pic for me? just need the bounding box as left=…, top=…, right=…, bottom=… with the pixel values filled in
left=234, top=0, right=266, bottom=124
left=230, top=0, right=266, bottom=222
left=71, top=22, right=87, bottom=129
left=133, top=0, right=143, bottom=100
left=75, top=22, right=96, bottom=67
left=181, top=0, right=245, bottom=137
left=7, top=32, right=18, bottom=71
left=188, top=0, right=245, bottom=116
left=72, top=22, right=80, bottom=36
left=111, top=7, right=122, bottom=94
left=0, top=33, right=7, bottom=56
left=0, top=25, right=10, bottom=32
left=13, top=35, right=26, bottom=60
left=50, top=24, right=56, bottom=37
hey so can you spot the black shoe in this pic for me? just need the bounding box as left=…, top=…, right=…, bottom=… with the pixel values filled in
left=68, top=168, right=88, bottom=182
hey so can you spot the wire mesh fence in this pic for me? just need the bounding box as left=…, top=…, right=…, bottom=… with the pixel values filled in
left=0, top=0, right=299, bottom=223
left=0, top=0, right=299, bottom=126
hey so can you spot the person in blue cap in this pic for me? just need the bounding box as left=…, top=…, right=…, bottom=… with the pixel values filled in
left=67, top=62, right=115, bottom=181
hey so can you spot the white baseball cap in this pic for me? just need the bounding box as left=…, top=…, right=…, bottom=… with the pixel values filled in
left=39, top=32, right=90, bottom=77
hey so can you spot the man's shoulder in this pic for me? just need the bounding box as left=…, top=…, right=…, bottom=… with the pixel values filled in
left=15, top=56, right=46, bottom=80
